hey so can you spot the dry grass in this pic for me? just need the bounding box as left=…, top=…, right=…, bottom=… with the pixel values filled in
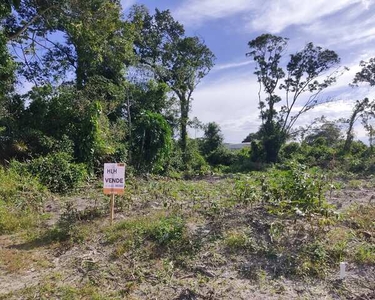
left=0, top=249, right=50, bottom=273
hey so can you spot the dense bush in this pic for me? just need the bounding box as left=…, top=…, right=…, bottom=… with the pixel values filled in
left=260, top=163, right=329, bottom=214
left=0, top=165, right=47, bottom=234
left=184, top=139, right=209, bottom=176
left=229, top=147, right=266, bottom=172
left=131, top=111, right=172, bottom=173
left=206, top=146, right=235, bottom=166
left=0, top=164, right=46, bottom=209
left=26, top=152, right=88, bottom=194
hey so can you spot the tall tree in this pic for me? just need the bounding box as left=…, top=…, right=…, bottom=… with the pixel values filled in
left=201, top=122, right=223, bottom=156
left=131, top=6, right=215, bottom=164
left=353, top=58, right=375, bottom=87
left=0, top=1, right=17, bottom=127
left=343, top=98, right=370, bottom=153
left=344, top=58, right=375, bottom=152
left=4, top=0, right=134, bottom=89
left=246, top=34, right=341, bottom=162
left=304, top=117, right=343, bottom=147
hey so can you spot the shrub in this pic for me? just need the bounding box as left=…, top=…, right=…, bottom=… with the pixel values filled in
left=0, top=203, right=39, bottom=234
left=279, top=142, right=301, bottom=161
left=147, top=216, right=185, bottom=246
left=0, top=164, right=46, bottom=209
left=27, top=152, right=88, bottom=194
left=354, top=243, right=375, bottom=264
left=184, top=139, right=210, bottom=176
left=230, top=147, right=266, bottom=172
left=131, top=111, right=172, bottom=173
left=260, top=163, right=329, bottom=215
left=206, top=146, right=235, bottom=166
left=234, top=177, right=259, bottom=207
left=0, top=165, right=47, bottom=234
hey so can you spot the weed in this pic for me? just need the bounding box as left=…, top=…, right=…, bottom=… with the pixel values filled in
left=0, top=204, right=39, bottom=234
left=223, top=229, right=255, bottom=252
left=258, top=163, right=329, bottom=215
left=347, top=179, right=363, bottom=190
left=0, top=249, right=51, bottom=273
left=234, top=177, right=259, bottom=207
left=354, top=243, right=375, bottom=264
left=296, top=241, right=329, bottom=278
left=1, top=281, right=123, bottom=300
left=107, top=212, right=194, bottom=258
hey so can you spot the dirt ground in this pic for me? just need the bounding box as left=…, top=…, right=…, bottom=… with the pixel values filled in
left=0, top=179, right=374, bottom=299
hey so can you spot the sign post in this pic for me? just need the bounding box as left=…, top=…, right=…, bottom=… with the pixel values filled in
left=103, top=163, right=125, bottom=224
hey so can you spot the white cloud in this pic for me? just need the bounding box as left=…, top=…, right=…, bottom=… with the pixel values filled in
left=174, top=0, right=371, bottom=33
left=16, top=80, right=34, bottom=94
left=248, top=0, right=363, bottom=33
left=190, top=59, right=375, bottom=143
left=213, top=61, right=253, bottom=72
left=120, top=0, right=136, bottom=11
left=190, top=73, right=260, bottom=143
left=174, top=0, right=255, bottom=27
left=302, top=6, right=375, bottom=49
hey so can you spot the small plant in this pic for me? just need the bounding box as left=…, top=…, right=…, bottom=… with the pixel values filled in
left=354, top=243, right=375, bottom=264
left=259, top=163, right=329, bottom=215
left=234, top=178, right=259, bottom=207
left=148, top=216, right=185, bottom=246
left=224, top=230, right=254, bottom=252
left=46, top=202, right=88, bottom=244
left=296, top=241, right=329, bottom=278
left=107, top=213, right=192, bottom=258
left=0, top=164, right=47, bottom=234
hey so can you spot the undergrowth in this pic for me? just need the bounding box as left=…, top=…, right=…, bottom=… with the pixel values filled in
left=0, top=165, right=47, bottom=234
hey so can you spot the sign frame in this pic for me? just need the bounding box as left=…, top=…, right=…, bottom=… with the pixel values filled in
left=103, top=163, right=125, bottom=224
left=103, top=163, right=125, bottom=195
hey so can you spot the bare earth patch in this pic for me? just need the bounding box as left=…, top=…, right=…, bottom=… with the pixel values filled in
left=1, top=178, right=374, bottom=299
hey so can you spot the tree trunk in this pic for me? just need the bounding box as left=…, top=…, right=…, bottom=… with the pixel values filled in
left=179, top=98, right=189, bottom=166
left=344, top=111, right=358, bottom=153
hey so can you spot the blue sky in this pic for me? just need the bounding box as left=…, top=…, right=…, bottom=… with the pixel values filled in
left=120, top=0, right=375, bottom=143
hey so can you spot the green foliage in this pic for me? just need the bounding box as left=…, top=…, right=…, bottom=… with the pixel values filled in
left=0, top=203, right=39, bottom=234
left=107, top=213, right=190, bottom=257
left=304, top=120, right=343, bottom=147
left=0, top=164, right=46, bottom=207
left=26, top=152, right=88, bottom=194
left=0, top=164, right=47, bottom=234
left=201, top=122, right=223, bottom=155
left=260, top=163, right=328, bottom=214
left=234, top=177, right=259, bottom=207
left=296, top=241, right=329, bottom=277
left=147, top=216, right=185, bottom=246
left=77, top=100, right=114, bottom=169
left=206, top=146, right=235, bottom=166
left=279, top=142, right=301, bottom=161
left=228, top=147, right=266, bottom=172
left=353, top=58, right=375, bottom=86
left=183, top=139, right=210, bottom=176
left=0, top=32, right=15, bottom=100
left=247, top=34, right=340, bottom=162
left=132, top=7, right=215, bottom=163
left=43, top=202, right=95, bottom=244
left=132, top=111, right=172, bottom=173
left=354, top=243, right=375, bottom=264
left=224, top=230, right=256, bottom=253
left=3, top=281, right=123, bottom=300
left=199, top=122, right=234, bottom=167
